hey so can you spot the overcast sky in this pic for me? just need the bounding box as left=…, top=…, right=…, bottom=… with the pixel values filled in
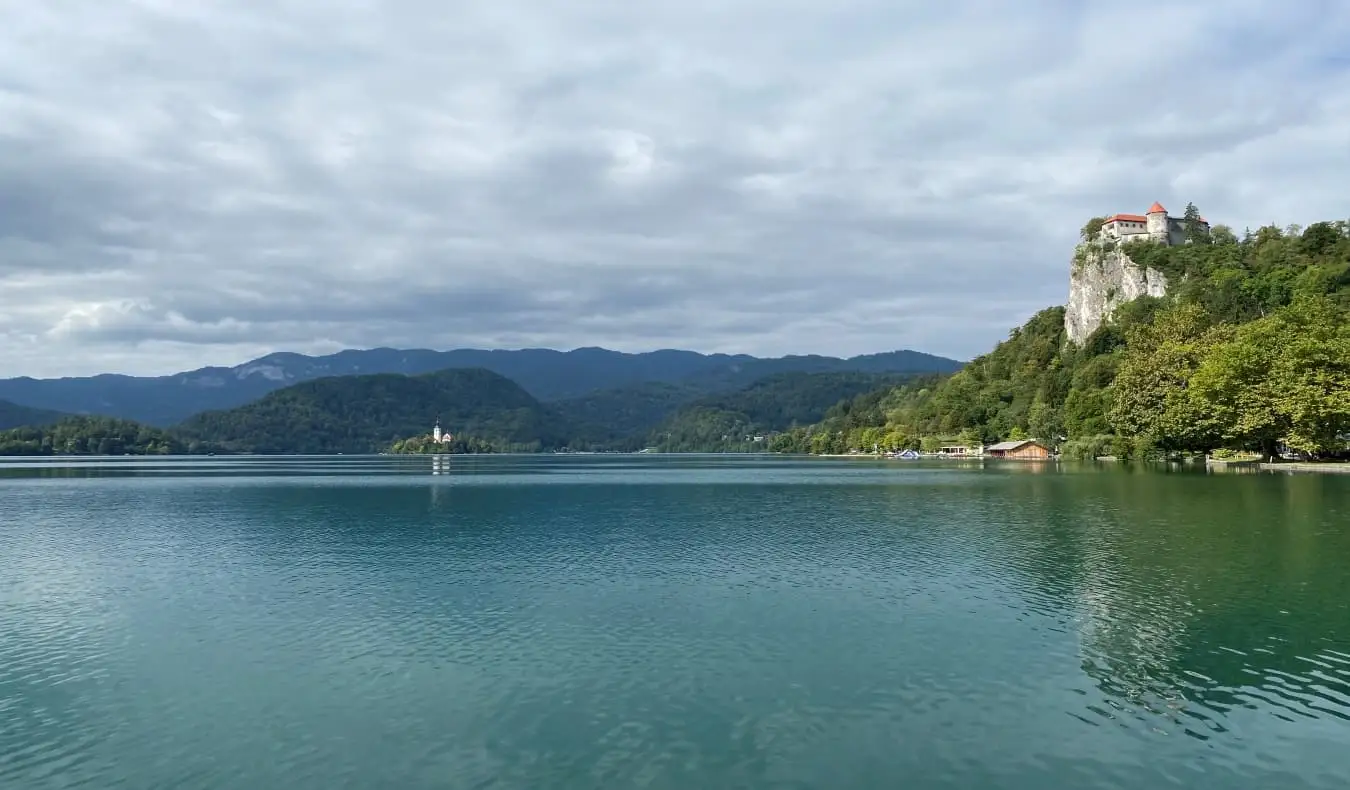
left=2, top=0, right=1348, bottom=378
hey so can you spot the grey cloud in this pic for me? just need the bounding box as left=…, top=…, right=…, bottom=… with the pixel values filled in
left=1, top=0, right=1348, bottom=377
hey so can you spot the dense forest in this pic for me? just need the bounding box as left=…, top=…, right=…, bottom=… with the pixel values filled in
left=775, top=214, right=1350, bottom=459
left=0, top=370, right=935, bottom=456
left=551, top=380, right=707, bottom=440
left=646, top=371, right=921, bottom=452
left=175, top=368, right=591, bottom=454
left=0, top=416, right=194, bottom=456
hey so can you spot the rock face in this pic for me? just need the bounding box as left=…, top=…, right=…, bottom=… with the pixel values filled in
left=1065, top=245, right=1168, bottom=345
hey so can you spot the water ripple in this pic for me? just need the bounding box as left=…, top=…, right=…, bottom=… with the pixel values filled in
left=1, top=456, right=1348, bottom=789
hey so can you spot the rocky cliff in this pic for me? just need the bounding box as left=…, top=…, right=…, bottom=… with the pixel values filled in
left=1065, top=243, right=1168, bottom=344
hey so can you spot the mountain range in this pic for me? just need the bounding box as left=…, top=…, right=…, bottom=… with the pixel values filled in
left=0, top=346, right=963, bottom=426
left=167, top=367, right=924, bottom=455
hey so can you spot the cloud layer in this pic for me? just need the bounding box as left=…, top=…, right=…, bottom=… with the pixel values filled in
left=2, top=0, right=1348, bottom=377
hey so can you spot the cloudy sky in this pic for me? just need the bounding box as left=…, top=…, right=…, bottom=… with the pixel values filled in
left=2, top=0, right=1348, bottom=378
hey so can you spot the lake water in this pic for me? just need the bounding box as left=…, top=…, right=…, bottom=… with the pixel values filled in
left=2, top=455, right=1349, bottom=789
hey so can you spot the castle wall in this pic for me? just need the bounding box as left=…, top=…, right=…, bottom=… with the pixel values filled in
left=1164, top=219, right=1187, bottom=245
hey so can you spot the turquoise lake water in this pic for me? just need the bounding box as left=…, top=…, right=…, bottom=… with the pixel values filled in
left=2, top=455, right=1349, bottom=788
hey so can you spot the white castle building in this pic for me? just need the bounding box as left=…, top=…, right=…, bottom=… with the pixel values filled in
left=1098, top=202, right=1208, bottom=246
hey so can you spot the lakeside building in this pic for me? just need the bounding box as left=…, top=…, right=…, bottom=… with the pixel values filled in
left=985, top=440, right=1053, bottom=460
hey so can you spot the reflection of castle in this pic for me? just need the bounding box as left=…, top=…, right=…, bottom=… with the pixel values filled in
left=431, top=419, right=454, bottom=445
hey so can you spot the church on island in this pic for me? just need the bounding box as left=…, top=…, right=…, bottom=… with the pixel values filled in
left=431, top=420, right=454, bottom=445
left=1098, top=201, right=1208, bottom=246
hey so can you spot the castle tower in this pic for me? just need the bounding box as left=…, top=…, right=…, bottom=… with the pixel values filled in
left=1145, top=201, right=1168, bottom=243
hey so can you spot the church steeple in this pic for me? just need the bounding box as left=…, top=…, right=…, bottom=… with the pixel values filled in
left=433, top=418, right=442, bottom=443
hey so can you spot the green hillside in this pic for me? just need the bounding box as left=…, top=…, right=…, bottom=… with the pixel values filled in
left=774, top=215, right=1350, bottom=459
left=551, top=380, right=706, bottom=441
left=175, top=367, right=584, bottom=454
left=0, top=399, right=70, bottom=431
left=647, top=371, right=927, bottom=452
left=0, top=416, right=190, bottom=456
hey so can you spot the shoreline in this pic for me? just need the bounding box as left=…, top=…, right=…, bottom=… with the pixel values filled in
left=1260, top=462, right=1350, bottom=474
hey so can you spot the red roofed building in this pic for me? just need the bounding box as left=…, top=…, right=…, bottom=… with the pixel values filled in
left=1098, top=202, right=1209, bottom=246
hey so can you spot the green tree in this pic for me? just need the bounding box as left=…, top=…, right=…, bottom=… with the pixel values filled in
left=1108, top=303, right=1228, bottom=454
left=1183, top=202, right=1210, bottom=245
left=1190, top=296, right=1350, bottom=457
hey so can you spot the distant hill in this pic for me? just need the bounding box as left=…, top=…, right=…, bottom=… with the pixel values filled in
left=551, top=381, right=707, bottom=440
left=645, top=371, right=931, bottom=452
left=0, top=347, right=963, bottom=427
left=0, top=399, right=69, bottom=431
left=174, top=368, right=586, bottom=454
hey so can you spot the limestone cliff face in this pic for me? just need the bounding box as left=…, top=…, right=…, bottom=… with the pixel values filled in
left=1065, top=245, right=1168, bottom=345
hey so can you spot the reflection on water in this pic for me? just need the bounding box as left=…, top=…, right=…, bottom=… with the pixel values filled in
left=1, top=455, right=1348, bottom=789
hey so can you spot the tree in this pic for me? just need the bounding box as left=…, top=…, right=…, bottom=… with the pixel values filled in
left=1301, top=222, right=1342, bottom=258
left=1183, top=202, right=1210, bottom=245
left=1210, top=224, right=1239, bottom=246
left=1081, top=216, right=1107, bottom=241
left=1108, top=303, right=1228, bottom=453
left=1187, top=322, right=1284, bottom=458
left=1027, top=401, right=1064, bottom=444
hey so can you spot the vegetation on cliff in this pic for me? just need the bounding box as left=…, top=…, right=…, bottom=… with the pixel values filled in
left=780, top=215, right=1350, bottom=459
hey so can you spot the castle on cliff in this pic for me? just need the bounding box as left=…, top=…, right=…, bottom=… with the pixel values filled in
left=1097, top=202, right=1208, bottom=246
left=1066, top=200, right=1214, bottom=345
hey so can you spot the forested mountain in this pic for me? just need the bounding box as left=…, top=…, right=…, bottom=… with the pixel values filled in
left=175, top=368, right=591, bottom=454
left=646, top=371, right=924, bottom=452
left=551, top=381, right=707, bottom=440
left=775, top=215, right=1350, bottom=459
left=0, top=347, right=962, bottom=426
left=0, top=399, right=69, bottom=431
left=0, top=368, right=939, bottom=456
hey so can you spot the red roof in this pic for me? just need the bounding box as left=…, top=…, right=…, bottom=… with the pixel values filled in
left=1105, top=213, right=1147, bottom=223
left=1148, top=201, right=1166, bottom=214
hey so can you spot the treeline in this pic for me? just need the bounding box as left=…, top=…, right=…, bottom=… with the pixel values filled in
left=777, top=215, right=1350, bottom=459
left=388, top=435, right=500, bottom=454
left=0, top=416, right=207, bottom=456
